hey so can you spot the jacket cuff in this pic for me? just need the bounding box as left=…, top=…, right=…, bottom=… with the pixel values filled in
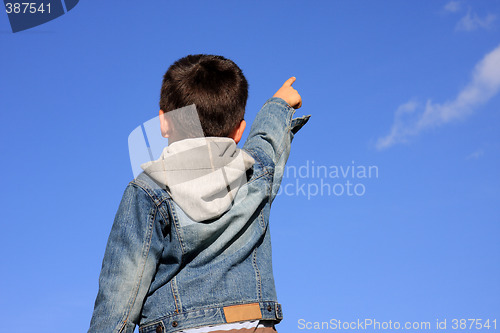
left=291, top=114, right=311, bottom=134
left=263, top=96, right=295, bottom=110
left=262, top=97, right=311, bottom=134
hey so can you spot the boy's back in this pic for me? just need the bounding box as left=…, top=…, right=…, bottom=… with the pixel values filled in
left=88, top=55, right=310, bottom=333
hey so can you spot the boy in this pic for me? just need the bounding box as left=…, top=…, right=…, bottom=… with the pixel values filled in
left=89, top=54, right=310, bottom=333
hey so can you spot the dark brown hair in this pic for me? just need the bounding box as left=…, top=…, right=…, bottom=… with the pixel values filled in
left=160, top=54, right=248, bottom=138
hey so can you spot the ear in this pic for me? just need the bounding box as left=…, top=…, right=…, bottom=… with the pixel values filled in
left=230, top=120, right=246, bottom=144
left=159, top=110, right=169, bottom=138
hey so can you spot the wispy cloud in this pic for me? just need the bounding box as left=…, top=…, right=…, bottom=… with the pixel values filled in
left=376, top=44, right=500, bottom=150
left=444, top=1, right=461, bottom=13
left=466, top=149, right=484, bottom=160
left=456, top=10, right=496, bottom=31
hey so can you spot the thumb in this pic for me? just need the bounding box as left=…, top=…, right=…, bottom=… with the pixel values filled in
left=282, top=76, right=296, bottom=87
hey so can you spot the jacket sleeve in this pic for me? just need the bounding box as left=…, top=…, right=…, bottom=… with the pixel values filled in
left=88, top=182, right=167, bottom=333
left=243, top=97, right=311, bottom=202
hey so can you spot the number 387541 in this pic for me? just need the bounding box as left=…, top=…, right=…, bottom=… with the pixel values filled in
left=5, top=3, right=51, bottom=14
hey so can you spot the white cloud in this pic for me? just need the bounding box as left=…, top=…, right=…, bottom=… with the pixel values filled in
left=466, top=149, right=484, bottom=159
left=376, top=44, right=500, bottom=150
left=456, top=10, right=496, bottom=31
left=444, top=1, right=461, bottom=13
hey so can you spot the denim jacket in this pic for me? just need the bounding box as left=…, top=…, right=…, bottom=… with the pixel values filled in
left=88, top=97, right=310, bottom=333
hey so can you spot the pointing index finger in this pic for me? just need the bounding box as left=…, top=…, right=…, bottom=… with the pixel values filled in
left=283, top=76, right=296, bottom=87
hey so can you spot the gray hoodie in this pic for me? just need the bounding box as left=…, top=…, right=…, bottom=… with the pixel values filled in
left=140, top=137, right=255, bottom=222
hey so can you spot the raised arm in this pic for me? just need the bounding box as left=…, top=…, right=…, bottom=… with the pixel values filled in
left=243, top=77, right=310, bottom=202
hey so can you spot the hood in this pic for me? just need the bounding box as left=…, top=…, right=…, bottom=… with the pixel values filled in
left=140, top=137, right=255, bottom=222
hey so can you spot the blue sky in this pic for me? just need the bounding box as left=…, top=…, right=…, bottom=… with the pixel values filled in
left=1, top=1, right=499, bottom=332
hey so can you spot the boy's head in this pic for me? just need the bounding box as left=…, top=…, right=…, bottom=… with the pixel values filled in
left=159, top=54, right=248, bottom=142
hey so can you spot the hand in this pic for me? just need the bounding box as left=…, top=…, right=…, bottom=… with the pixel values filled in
left=272, top=77, right=302, bottom=109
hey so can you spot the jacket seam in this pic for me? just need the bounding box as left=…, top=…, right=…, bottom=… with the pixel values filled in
left=274, top=107, right=295, bottom=168
left=252, top=248, right=262, bottom=301
left=157, top=205, right=170, bottom=229
left=118, top=205, right=158, bottom=332
left=170, top=276, right=182, bottom=313
left=130, top=181, right=162, bottom=207
left=165, top=199, right=186, bottom=255
left=257, top=206, right=266, bottom=229
left=132, top=180, right=171, bottom=231
left=261, top=99, right=295, bottom=163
